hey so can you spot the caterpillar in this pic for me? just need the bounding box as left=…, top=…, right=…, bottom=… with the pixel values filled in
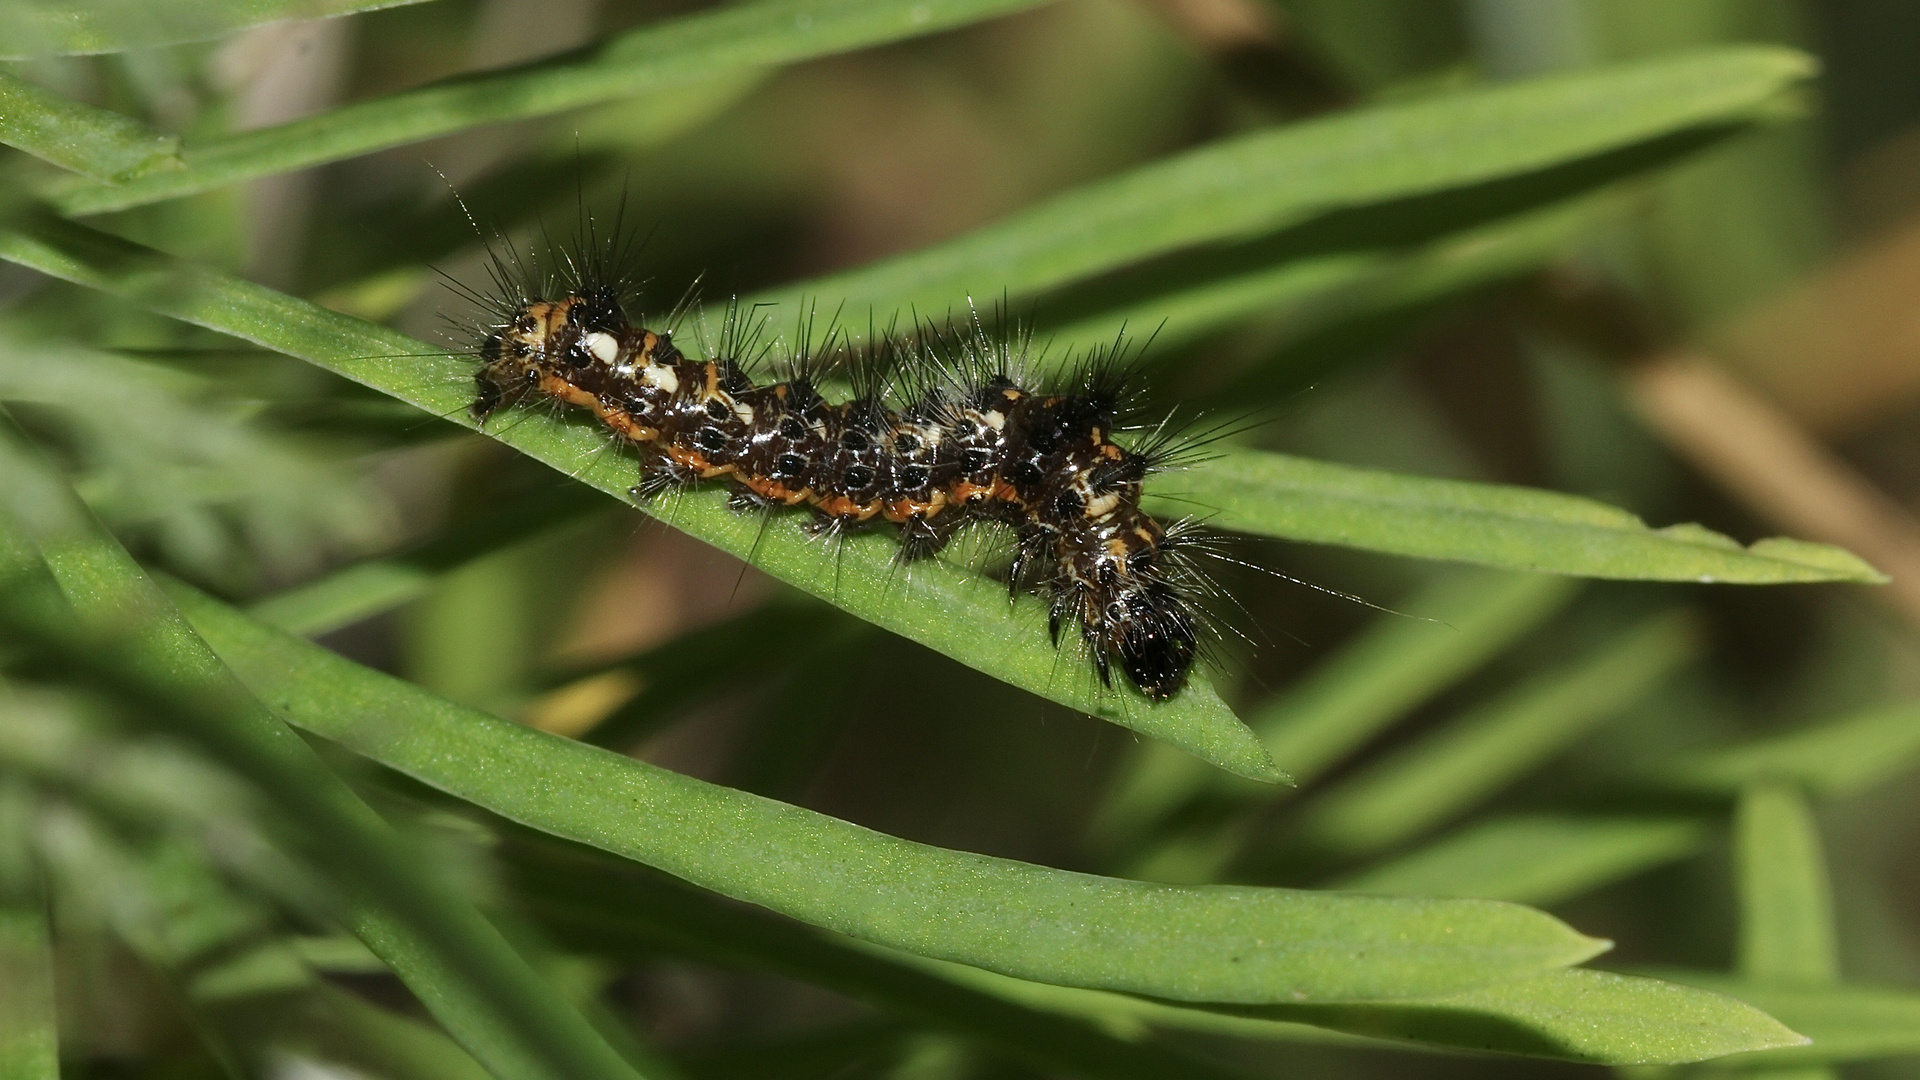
left=459, top=244, right=1216, bottom=701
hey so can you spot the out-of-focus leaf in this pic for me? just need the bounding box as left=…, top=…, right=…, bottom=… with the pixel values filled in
left=1, top=0, right=432, bottom=58
left=568, top=600, right=849, bottom=751
left=47, top=0, right=1050, bottom=213
left=1653, top=701, right=1920, bottom=797
left=1331, top=814, right=1709, bottom=906
left=1091, top=569, right=1576, bottom=849
left=1258, top=570, right=1580, bottom=782
left=764, top=47, right=1813, bottom=315
left=285, top=985, right=498, bottom=1080
left=172, top=582, right=1613, bottom=1004
left=0, top=906, right=58, bottom=1080
left=0, top=210, right=1274, bottom=780
left=1152, top=449, right=1883, bottom=583
left=1735, top=783, right=1838, bottom=984
left=0, top=416, right=658, bottom=1080
left=0, top=70, right=180, bottom=180
left=1295, top=611, right=1698, bottom=856
left=0, top=334, right=385, bottom=586
left=246, top=483, right=607, bottom=637
left=1043, top=195, right=1615, bottom=372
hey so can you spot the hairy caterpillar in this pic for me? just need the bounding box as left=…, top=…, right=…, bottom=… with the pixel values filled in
left=456, top=239, right=1217, bottom=701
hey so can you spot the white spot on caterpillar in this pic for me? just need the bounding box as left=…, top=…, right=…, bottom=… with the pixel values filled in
left=1085, top=492, right=1121, bottom=519
left=982, top=410, right=1005, bottom=431
left=584, top=332, right=618, bottom=364
left=644, top=364, right=680, bottom=394
left=733, top=401, right=755, bottom=424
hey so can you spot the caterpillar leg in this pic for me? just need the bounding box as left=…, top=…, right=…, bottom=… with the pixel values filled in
left=895, top=513, right=961, bottom=563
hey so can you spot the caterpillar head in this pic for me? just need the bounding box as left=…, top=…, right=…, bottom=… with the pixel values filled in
left=1056, top=515, right=1201, bottom=701
left=1108, top=578, right=1200, bottom=700
left=479, top=299, right=569, bottom=369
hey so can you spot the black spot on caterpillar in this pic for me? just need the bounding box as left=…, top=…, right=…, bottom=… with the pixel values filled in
left=452, top=231, right=1222, bottom=701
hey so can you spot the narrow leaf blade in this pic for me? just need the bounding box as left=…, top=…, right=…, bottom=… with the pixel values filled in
left=1654, top=700, right=1920, bottom=797
left=1295, top=611, right=1697, bottom=856
left=1151, top=449, right=1883, bottom=583
left=48, top=0, right=1048, bottom=213
left=1736, top=783, right=1839, bottom=983
left=0, top=0, right=431, bottom=58
left=929, top=962, right=1806, bottom=1066
left=1332, top=814, right=1709, bottom=907
left=760, top=46, right=1813, bottom=315
left=172, top=583, right=1611, bottom=1004
left=1637, top=972, right=1920, bottom=1066
left=0, top=71, right=180, bottom=180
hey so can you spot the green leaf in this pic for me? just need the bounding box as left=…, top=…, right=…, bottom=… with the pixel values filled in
left=0, top=70, right=180, bottom=181
left=1635, top=972, right=1920, bottom=1067
left=0, top=414, right=659, bottom=1080
left=1652, top=700, right=1920, bottom=797
left=1257, top=570, right=1581, bottom=783
left=932, top=962, right=1807, bottom=1066
left=1260, top=969, right=1807, bottom=1065
left=1736, top=783, right=1838, bottom=984
left=0, top=906, right=58, bottom=1080
left=758, top=46, right=1813, bottom=315
left=293, top=985, right=499, bottom=1080
left=170, top=582, right=1613, bottom=1004
left=47, top=0, right=1050, bottom=214
left=0, top=0, right=431, bottom=58
left=1295, top=611, right=1698, bottom=856
left=1150, top=449, right=1884, bottom=583
left=1039, top=194, right=1615, bottom=367
left=1090, top=569, right=1576, bottom=848
left=0, top=334, right=382, bottom=584
left=1331, top=814, right=1709, bottom=907
left=246, top=482, right=608, bottom=637
left=0, top=209, right=1274, bottom=781
left=516, top=841, right=1257, bottom=1080
left=567, top=600, right=850, bottom=751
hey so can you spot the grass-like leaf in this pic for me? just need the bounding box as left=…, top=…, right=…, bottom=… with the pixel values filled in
left=524, top=840, right=1800, bottom=1066
left=759, top=46, right=1812, bottom=315
left=0, top=335, right=384, bottom=587
left=1636, top=973, right=1920, bottom=1067
left=171, top=581, right=1614, bottom=1004
left=1331, top=814, right=1709, bottom=907
left=1653, top=700, right=1920, bottom=797
left=931, top=962, right=1806, bottom=1066
left=517, top=840, right=1259, bottom=1080
left=1254, top=570, right=1581, bottom=782
left=0, top=70, right=180, bottom=181
left=1040, top=195, right=1616, bottom=367
left=1293, top=610, right=1698, bottom=856
left=1736, top=783, right=1838, bottom=983
left=246, top=482, right=608, bottom=637
left=0, top=416, right=658, bottom=1080
left=1153, top=449, right=1884, bottom=583
left=1091, top=569, right=1576, bottom=848
left=0, top=0, right=432, bottom=58
left=0, top=209, right=1274, bottom=779
left=46, top=0, right=1049, bottom=215
left=0, top=905, right=57, bottom=1080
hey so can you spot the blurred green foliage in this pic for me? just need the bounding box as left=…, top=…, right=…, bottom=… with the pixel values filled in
left=4, top=1, right=1920, bottom=1078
